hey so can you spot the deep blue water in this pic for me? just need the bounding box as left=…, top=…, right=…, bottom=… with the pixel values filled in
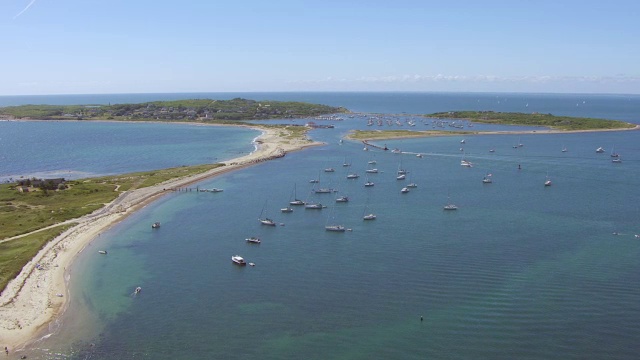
left=5, top=92, right=639, bottom=360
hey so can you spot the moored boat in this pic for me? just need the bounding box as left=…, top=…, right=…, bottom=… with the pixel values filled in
left=245, top=237, right=261, bottom=244
left=151, top=222, right=161, bottom=229
left=232, top=255, right=247, bottom=265
left=325, top=225, right=346, bottom=232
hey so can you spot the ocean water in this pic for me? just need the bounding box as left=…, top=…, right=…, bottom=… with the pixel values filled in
left=0, top=121, right=259, bottom=182
left=6, top=92, right=640, bottom=359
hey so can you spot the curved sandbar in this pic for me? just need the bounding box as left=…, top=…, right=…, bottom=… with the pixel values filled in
left=0, top=124, right=322, bottom=349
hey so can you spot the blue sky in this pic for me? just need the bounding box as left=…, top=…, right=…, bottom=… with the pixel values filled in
left=1, top=0, right=639, bottom=95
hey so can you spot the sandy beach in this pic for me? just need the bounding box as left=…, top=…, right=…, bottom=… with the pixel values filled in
left=0, top=125, right=321, bottom=350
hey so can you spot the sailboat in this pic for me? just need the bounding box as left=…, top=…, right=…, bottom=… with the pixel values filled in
left=561, top=145, right=568, bottom=152
left=363, top=199, right=376, bottom=220
left=364, top=174, right=375, bottom=187
left=610, top=145, right=619, bottom=158
left=342, top=157, right=351, bottom=167
left=289, top=183, right=305, bottom=206
left=259, top=201, right=277, bottom=226
left=443, top=192, right=458, bottom=210
left=544, top=174, right=552, bottom=186
left=325, top=206, right=346, bottom=232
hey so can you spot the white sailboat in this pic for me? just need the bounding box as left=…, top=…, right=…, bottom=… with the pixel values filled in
left=443, top=192, right=457, bottom=210
left=363, top=198, right=376, bottom=220
left=325, top=206, right=346, bottom=232
left=259, top=201, right=276, bottom=226
left=289, top=183, right=305, bottom=206
left=544, top=174, right=552, bottom=186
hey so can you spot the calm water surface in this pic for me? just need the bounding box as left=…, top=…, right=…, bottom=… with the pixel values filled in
left=6, top=93, right=639, bottom=359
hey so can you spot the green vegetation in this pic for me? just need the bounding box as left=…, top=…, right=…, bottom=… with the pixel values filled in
left=428, top=111, right=635, bottom=130
left=0, top=224, right=73, bottom=293
left=0, top=164, right=223, bottom=240
left=0, top=98, right=347, bottom=122
left=0, top=163, right=225, bottom=293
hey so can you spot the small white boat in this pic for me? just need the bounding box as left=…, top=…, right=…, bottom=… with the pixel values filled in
left=368, top=160, right=377, bottom=165
left=363, top=213, right=377, bottom=220
left=305, top=203, right=324, bottom=209
left=544, top=176, right=552, bottom=186
left=443, top=204, right=458, bottom=210
left=365, top=168, right=378, bottom=173
left=151, top=222, right=161, bottom=229
left=596, top=147, right=605, bottom=153
left=416, top=153, right=423, bottom=158
left=346, top=173, right=360, bottom=179
left=232, top=255, right=247, bottom=265
left=396, top=174, right=406, bottom=180
left=460, top=139, right=466, bottom=144
left=489, top=148, right=495, bottom=153
left=281, top=207, right=294, bottom=213
left=482, top=174, right=493, bottom=184
left=309, top=179, right=319, bottom=183
left=336, top=196, right=349, bottom=202
left=324, top=168, right=335, bottom=172
left=364, top=181, right=375, bottom=187
left=391, top=148, right=401, bottom=154
left=461, top=160, right=473, bottom=167
left=406, top=183, right=417, bottom=188
left=98, top=250, right=108, bottom=255
left=134, top=286, right=142, bottom=294
left=210, top=188, right=224, bottom=192
left=314, top=188, right=334, bottom=194
left=325, top=225, right=346, bottom=232
left=400, top=187, right=409, bottom=193
left=259, top=218, right=277, bottom=226
left=612, top=158, right=622, bottom=163
left=245, top=237, right=261, bottom=244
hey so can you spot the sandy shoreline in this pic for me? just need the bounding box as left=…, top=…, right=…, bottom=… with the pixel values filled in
left=0, top=125, right=321, bottom=350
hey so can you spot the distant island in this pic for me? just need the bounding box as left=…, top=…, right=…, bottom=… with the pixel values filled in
left=0, top=98, right=348, bottom=122
left=427, top=111, right=635, bottom=130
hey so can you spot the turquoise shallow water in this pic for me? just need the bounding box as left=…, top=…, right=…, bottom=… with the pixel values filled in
left=5, top=93, right=640, bottom=359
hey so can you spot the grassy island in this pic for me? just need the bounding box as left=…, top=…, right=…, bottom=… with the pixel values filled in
left=427, top=111, right=635, bottom=130
left=0, top=98, right=347, bottom=122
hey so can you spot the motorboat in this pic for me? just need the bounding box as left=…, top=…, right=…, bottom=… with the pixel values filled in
left=290, top=199, right=305, bottom=205
left=346, top=173, right=360, bottom=179
left=406, top=183, right=417, bottom=188
left=400, top=187, right=409, bottom=193
left=232, top=255, right=247, bottom=265
left=364, top=181, right=375, bottom=187
left=134, top=286, right=142, bottom=294
left=363, top=213, right=377, bottom=220
left=98, top=250, right=108, bottom=255
left=314, top=188, right=334, bottom=194
left=210, top=188, right=224, bottom=192
left=305, top=203, right=324, bottom=209
left=336, top=195, right=349, bottom=202
left=281, top=206, right=294, bottom=213
left=324, top=168, right=335, bottom=172
left=245, top=237, right=261, bottom=244
left=396, top=174, right=406, bottom=180
left=443, top=204, right=458, bottom=210
left=365, top=168, right=378, bottom=173
left=596, top=147, right=605, bottom=153
left=151, top=222, right=161, bottom=229
left=612, top=158, right=622, bottom=163
left=325, top=225, right=346, bottom=232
